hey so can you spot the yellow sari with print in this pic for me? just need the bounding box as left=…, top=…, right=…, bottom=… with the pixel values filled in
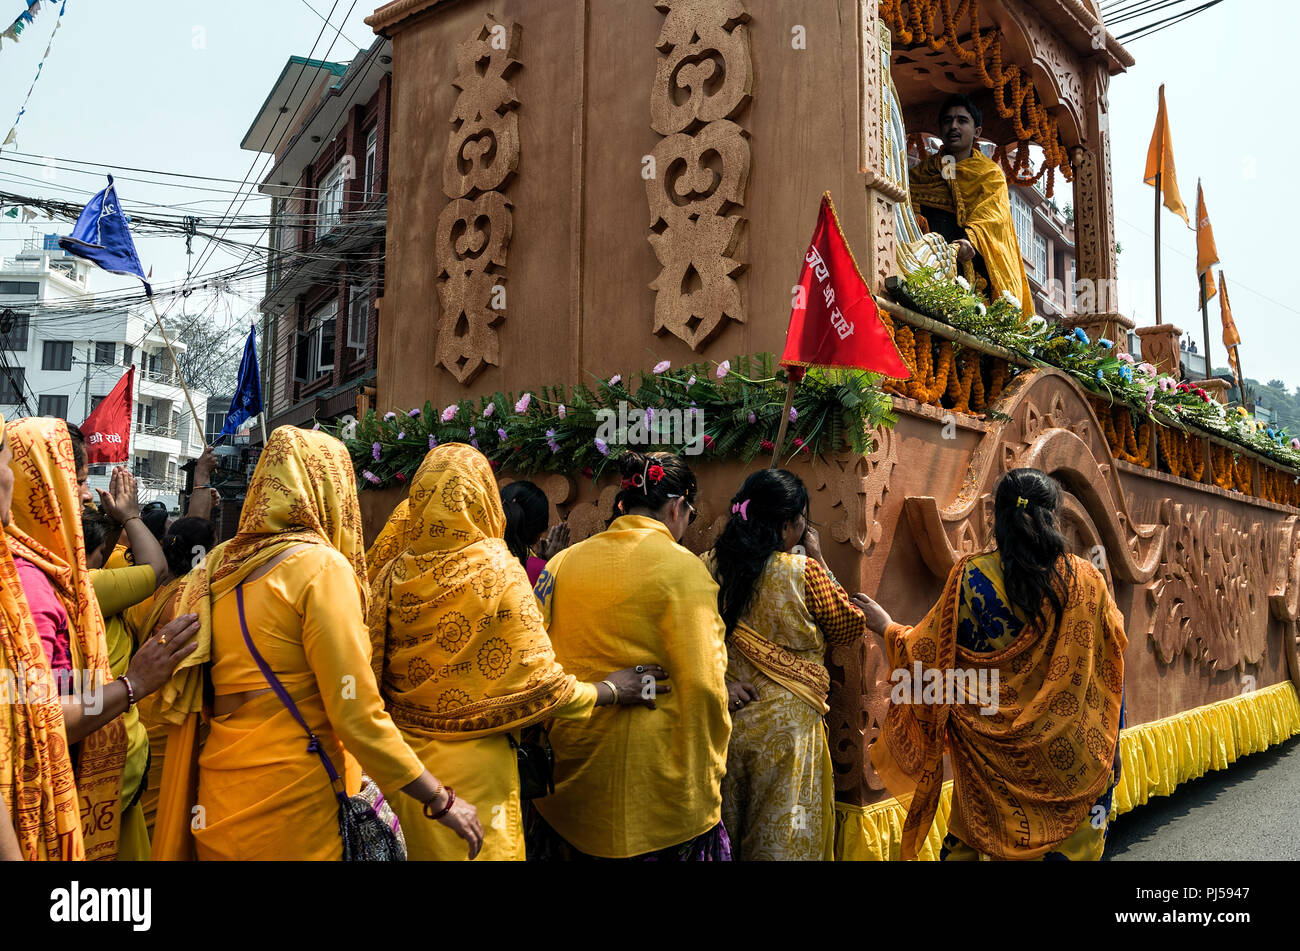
left=0, top=414, right=84, bottom=861
left=5, top=416, right=126, bottom=860
left=368, top=443, right=592, bottom=860
left=872, top=553, right=1126, bottom=860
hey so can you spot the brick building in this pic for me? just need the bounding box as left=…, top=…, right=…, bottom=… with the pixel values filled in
left=241, top=37, right=392, bottom=434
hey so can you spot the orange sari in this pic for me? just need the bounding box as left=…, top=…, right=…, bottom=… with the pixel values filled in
left=0, top=414, right=83, bottom=860
left=4, top=417, right=125, bottom=860
left=871, top=553, right=1126, bottom=860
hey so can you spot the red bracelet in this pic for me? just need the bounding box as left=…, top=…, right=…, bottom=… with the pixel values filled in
left=424, top=787, right=455, bottom=821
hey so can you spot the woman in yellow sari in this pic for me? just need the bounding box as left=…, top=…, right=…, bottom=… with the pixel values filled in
left=153, top=426, right=481, bottom=860
left=5, top=417, right=199, bottom=860
left=368, top=443, right=662, bottom=860
left=531, top=450, right=731, bottom=860
left=0, top=414, right=82, bottom=860
left=702, top=468, right=868, bottom=860
left=854, top=468, right=1127, bottom=860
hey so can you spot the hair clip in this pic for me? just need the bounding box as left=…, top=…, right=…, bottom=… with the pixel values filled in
left=1016, top=496, right=1029, bottom=508
left=647, top=464, right=665, bottom=483
left=621, top=475, right=644, bottom=491
left=731, top=499, right=750, bottom=521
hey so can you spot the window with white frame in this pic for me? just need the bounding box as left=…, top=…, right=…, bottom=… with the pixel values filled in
left=363, top=127, right=377, bottom=200
left=347, top=283, right=370, bottom=356
left=1033, top=234, right=1047, bottom=283
left=295, top=301, right=337, bottom=383
left=316, top=161, right=346, bottom=238
left=1011, top=192, right=1034, bottom=263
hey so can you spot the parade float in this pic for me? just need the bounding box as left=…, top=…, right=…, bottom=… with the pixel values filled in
left=353, top=0, right=1300, bottom=858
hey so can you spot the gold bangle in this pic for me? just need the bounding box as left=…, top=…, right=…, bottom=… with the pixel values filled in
left=600, top=680, right=619, bottom=704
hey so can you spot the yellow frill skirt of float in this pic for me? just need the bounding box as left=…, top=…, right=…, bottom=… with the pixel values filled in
left=834, top=681, right=1300, bottom=861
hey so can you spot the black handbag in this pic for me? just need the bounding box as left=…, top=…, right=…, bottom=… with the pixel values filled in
left=508, top=725, right=555, bottom=800
left=236, top=585, right=406, bottom=861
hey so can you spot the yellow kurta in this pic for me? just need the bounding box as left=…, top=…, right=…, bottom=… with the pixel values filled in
left=196, top=545, right=424, bottom=860
left=91, top=564, right=156, bottom=861
left=910, top=150, right=1035, bottom=316
left=534, top=514, right=730, bottom=858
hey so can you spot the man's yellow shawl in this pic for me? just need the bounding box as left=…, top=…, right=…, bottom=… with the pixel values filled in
left=910, top=150, right=1036, bottom=317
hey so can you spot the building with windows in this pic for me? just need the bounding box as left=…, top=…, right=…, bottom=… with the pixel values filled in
left=0, top=238, right=208, bottom=508
left=1009, top=176, right=1077, bottom=321
left=242, top=37, right=391, bottom=434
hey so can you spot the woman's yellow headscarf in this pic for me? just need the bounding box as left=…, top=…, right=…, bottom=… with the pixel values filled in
left=158, top=425, right=368, bottom=724
left=366, top=497, right=409, bottom=588
left=368, top=443, right=579, bottom=739
left=3, top=416, right=125, bottom=860
left=0, top=414, right=84, bottom=860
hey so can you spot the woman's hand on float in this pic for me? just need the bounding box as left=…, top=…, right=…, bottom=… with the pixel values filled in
left=850, top=592, right=893, bottom=635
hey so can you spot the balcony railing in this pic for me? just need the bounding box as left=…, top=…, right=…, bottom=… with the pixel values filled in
left=137, top=422, right=179, bottom=439
left=140, top=367, right=181, bottom=386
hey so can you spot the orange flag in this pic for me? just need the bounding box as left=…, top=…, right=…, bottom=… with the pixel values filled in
left=1195, top=181, right=1219, bottom=306
left=1218, top=269, right=1240, bottom=377
left=1143, top=84, right=1189, bottom=227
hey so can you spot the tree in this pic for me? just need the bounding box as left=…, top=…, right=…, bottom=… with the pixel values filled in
left=1269, top=379, right=1285, bottom=389
left=168, top=311, right=249, bottom=398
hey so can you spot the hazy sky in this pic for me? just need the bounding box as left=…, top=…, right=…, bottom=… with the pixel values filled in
left=0, top=1, right=1291, bottom=387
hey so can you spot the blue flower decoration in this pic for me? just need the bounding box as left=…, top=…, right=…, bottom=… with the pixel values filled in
left=1072, top=327, right=1090, bottom=345
left=1118, top=365, right=1133, bottom=383
left=1099, top=337, right=1114, bottom=348
left=1096, top=369, right=1106, bottom=382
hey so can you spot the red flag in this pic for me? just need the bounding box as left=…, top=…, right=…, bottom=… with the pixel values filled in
left=780, top=192, right=910, bottom=382
left=80, top=367, right=133, bottom=464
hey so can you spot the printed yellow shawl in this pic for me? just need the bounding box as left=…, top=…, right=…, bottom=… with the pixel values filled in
left=368, top=443, right=578, bottom=739
left=4, top=416, right=125, bottom=860
left=159, top=426, right=370, bottom=725
left=0, top=415, right=84, bottom=860
left=871, top=554, right=1126, bottom=860
left=910, top=150, right=1035, bottom=317
left=367, top=497, right=409, bottom=587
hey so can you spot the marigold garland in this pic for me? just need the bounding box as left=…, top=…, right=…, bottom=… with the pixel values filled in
left=880, top=0, right=1073, bottom=193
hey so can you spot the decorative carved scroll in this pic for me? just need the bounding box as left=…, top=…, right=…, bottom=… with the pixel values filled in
left=813, top=426, right=898, bottom=554
left=435, top=17, right=521, bottom=384
left=1145, top=502, right=1273, bottom=672
left=646, top=0, right=752, bottom=350
left=902, top=368, right=1166, bottom=586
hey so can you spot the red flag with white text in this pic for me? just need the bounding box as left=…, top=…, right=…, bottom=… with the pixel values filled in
left=779, top=192, right=910, bottom=382
left=80, top=366, right=133, bottom=464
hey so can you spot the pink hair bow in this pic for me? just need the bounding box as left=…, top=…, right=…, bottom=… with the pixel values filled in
left=731, top=499, right=750, bottom=521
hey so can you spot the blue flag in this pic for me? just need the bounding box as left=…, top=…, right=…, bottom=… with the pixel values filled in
left=58, top=175, right=152, bottom=295
left=220, top=325, right=262, bottom=440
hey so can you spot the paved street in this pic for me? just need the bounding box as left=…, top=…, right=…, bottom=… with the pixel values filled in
left=1106, top=735, right=1300, bottom=860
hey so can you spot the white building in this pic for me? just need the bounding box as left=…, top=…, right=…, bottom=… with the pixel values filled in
left=0, top=237, right=207, bottom=508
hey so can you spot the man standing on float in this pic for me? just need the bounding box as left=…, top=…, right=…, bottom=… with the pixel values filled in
left=909, top=93, right=1035, bottom=317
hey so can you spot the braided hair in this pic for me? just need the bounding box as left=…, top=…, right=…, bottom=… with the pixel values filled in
left=162, top=517, right=215, bottom=579
left=992, top=467, right=1075, bottom=631
left=711, top=468, right=809, bottom=634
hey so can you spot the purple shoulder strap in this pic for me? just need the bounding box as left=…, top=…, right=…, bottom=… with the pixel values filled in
left=235, top=584, right=343, bottom=789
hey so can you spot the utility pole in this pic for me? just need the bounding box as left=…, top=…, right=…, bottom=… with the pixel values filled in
left=83, top=341, right=91, bottom=419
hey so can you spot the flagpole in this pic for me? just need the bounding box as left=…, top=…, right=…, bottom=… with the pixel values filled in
left=1232, top=345, right=1246, bottom=407
left=1153, top=172, right=1163, bottom=325
left=146, top=295, right=208, bottom=448
left=770, top=376, right=798, bottom=468
left=1199, top=272, right=1213, bottom=388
